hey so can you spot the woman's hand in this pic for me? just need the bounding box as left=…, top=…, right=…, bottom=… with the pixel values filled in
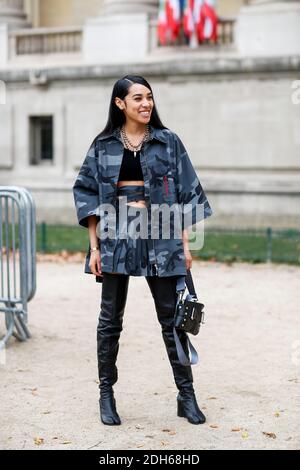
left=89, top=250, right=102, bottom=276
left=184, top=246, right=193, bottom=271
left=182, top=228, right=192, bottom=271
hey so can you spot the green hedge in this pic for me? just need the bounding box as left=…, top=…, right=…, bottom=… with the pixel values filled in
left=35, top=224, right=300, bottom=265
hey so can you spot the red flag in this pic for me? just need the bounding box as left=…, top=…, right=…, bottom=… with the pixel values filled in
left=199, top=1, right=218, bottom=43
left=166, top=0, right=181, bottom=42
left=183, top=0, right=195, bottom=39
left=157, top=0, right=168, bottom=45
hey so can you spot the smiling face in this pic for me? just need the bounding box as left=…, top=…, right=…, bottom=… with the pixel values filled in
left=115, top=83, right=154, bottom=126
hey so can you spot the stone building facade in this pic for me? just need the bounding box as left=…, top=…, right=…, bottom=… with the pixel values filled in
left=0, top=0, right=300, bottom=228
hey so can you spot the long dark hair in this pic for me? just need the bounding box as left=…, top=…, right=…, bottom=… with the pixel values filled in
left=98, top=75, right=167, bottom=138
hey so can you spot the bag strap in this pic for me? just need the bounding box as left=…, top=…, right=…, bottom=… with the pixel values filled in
left=173, top=327, right=199, bottom=366
left=174, top=269, right=199, bottom=367
left=176, top=269, right=197, bottom=298
left=185, top=269, right=197, bottom=298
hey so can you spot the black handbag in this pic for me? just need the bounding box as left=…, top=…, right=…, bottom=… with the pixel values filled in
left=173, top=270, right=205, bottom=366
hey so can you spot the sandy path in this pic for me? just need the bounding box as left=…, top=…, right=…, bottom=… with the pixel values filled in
left=0, top=260, right=299, bottom=450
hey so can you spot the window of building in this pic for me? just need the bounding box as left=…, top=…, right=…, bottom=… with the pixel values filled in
left=29, top=116, right=54, bottom=165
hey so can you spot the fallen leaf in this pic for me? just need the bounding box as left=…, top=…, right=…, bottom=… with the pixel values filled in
left=242, top=432, right=249, bottom=439
left=207, top=397, right=217, bottom=400
left=161, top=441, right=168, bottom=446
left=34, top=437, right=44, bottom=446
left=162, top=429, right=171, bottom=433
left=43, top=411, right=51, bottom=415
left=61, top=441, right=72, bottom=445
left=209, top=424, right=219, bottom=429
left=135, top=424, right=144, bottom=430
left=231, top=428, right=242, bottom=432
left=137, top=444, right=145, bottom=448
left=168, top=431, right=177, bottom=436
left=274, top=411, right=280, bottom=417
left=262, top=432, right=276, bottom=439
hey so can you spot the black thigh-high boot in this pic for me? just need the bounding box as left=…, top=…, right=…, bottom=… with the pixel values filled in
left=146, top=275, right=206, bottom=425
left=97, top=272, right=130, bottom=425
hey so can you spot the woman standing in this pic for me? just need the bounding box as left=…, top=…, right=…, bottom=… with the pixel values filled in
left=73, top=75, right=212, bottom=426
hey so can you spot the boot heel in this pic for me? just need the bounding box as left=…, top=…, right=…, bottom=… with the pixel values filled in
left=177, top=399, right=186, bottom=418
left=99, top=393, right=121, bottom=425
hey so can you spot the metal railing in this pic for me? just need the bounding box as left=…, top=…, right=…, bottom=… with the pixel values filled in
left=0, top=187, right=36, bottom=350
left=34, top=223, right=300, bottom=266
left=200, top=227, right=300, bottom=265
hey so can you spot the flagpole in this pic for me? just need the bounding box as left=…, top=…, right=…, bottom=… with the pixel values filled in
left=189, top=0, right=199, bottom=49
left=189, top=28, right=198, bottom=48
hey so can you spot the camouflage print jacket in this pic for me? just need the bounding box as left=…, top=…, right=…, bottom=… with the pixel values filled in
left=73, top=124, right=213, bottom=283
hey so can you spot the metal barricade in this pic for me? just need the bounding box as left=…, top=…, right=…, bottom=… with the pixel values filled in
left=0, top=187, right=36, bottom=350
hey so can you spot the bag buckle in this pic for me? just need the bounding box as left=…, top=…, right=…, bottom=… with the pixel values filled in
left=191, top=306, right=195, bottom=320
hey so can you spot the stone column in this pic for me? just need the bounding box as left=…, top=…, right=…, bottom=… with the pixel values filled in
left=0, top=0, right=28, bottom=27
left=0, top=0, right=31, bottom=65
left=83, top=0, right=159, bottom=65
left=236, top=0, right=300, bottom=57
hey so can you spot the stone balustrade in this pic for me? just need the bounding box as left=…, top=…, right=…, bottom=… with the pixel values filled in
left=8, top=26, right=83, bottom=56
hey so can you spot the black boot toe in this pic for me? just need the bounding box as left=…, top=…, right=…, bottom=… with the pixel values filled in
left=177, top=392, right=206, bottom=425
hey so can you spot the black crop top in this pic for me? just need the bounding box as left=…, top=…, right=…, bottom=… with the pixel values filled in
left=118, top=148, right=144, bottom=182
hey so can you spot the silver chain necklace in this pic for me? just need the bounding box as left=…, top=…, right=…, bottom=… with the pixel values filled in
left=121, top=124, right=150, bottom=158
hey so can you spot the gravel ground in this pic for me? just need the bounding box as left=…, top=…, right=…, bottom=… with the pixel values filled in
left=0, top=259, right=299, bottom=450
